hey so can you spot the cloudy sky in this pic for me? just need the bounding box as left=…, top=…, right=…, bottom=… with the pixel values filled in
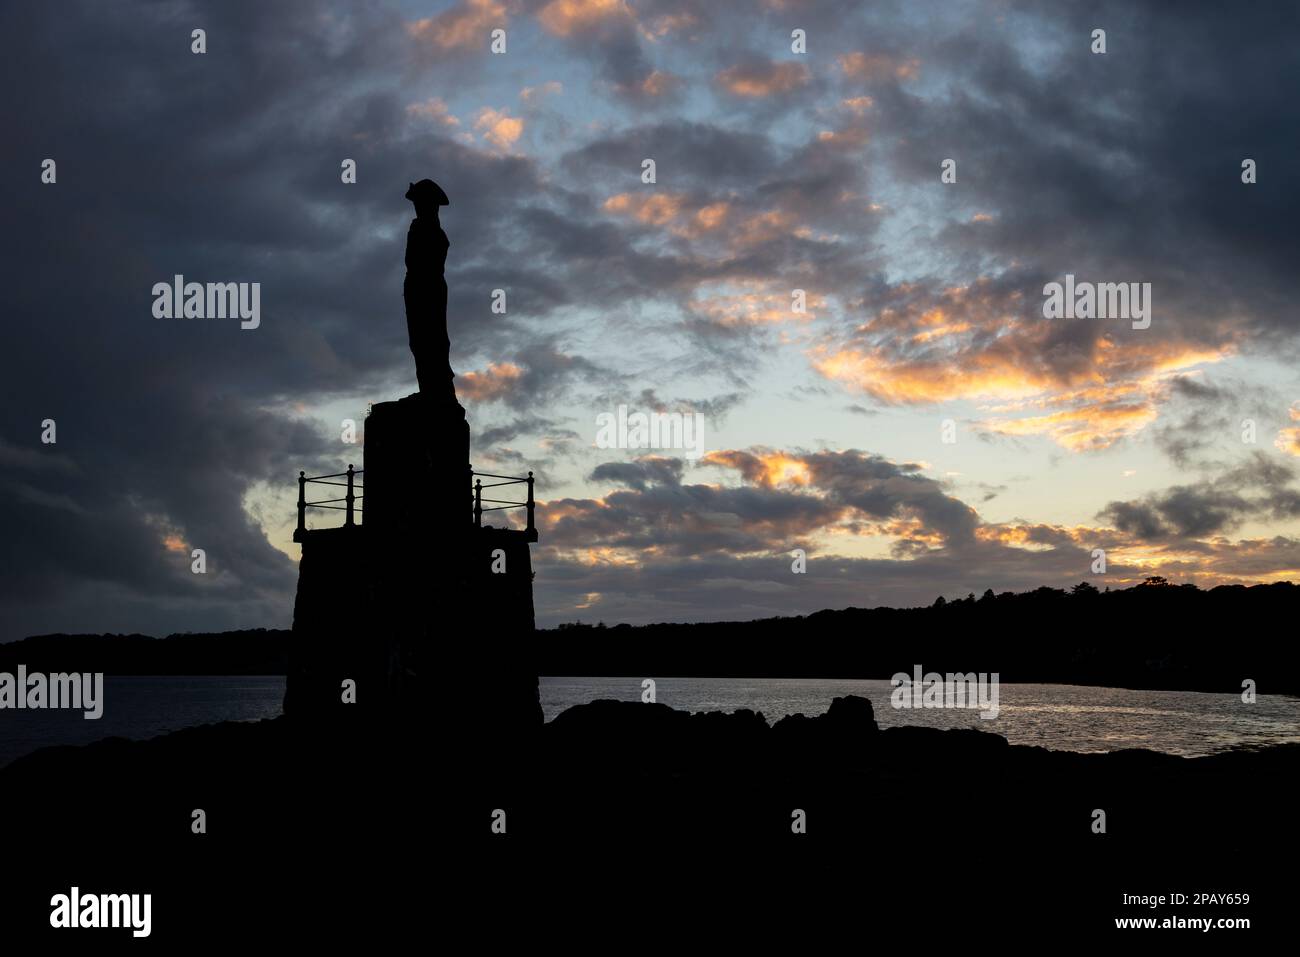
left=3, top=0, right=1299, bottom=640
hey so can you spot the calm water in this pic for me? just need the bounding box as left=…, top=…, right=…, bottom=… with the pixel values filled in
left=0, top=676, right=285, bottom=769
left=3, top=676, right=1295, bottom=766
left=541, top=676, right=1300, bottom=757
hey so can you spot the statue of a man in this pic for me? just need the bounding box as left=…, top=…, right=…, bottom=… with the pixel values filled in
left=403, top=179, right=453, bottom=400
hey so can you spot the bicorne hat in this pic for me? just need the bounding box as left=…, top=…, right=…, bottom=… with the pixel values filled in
left=405, top=179, right=449, bottom=205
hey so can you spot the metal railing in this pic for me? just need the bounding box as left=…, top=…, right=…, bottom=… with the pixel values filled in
left=472, top=469, right=535, bottom=536
left=293, top=464, right=535, bottom=537
left=297, top=464, right=362, bottom=533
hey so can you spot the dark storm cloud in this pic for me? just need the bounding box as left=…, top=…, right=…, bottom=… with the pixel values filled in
left=554, top=112, right=886, bottom=378
left=532, top=440, right=1300, bottom=626
left=588, top=388, right=746, bottom=423
left=476, top=415, right=568, bottom=447
left=1098, top=452, right=1300, bottom=541
left=564, top=121, right=778, bottom=188
left=1151, top=375, right=1281, bottom=469
left=550, top=448, right=978, bottom=555
left=870, top=0, right=1300, bottom=346
left=744, top=448, right=981, bottom=545
left=1169, top=377, right=1228, bottom=402
left=460, top=345, right=606, bottom=418
left=588, top=457, right=685, bottom=491
left=0, top=0, right=598, bottom=639
left=547, top=449, right=844, bottom=556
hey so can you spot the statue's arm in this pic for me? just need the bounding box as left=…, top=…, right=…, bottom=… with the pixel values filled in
left=404, top=220, right=422, bottom=269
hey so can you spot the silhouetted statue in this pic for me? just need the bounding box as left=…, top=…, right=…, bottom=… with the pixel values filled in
left=290, top=176, right=538, bottom=760
left=403, top=179, right=453, bottom=400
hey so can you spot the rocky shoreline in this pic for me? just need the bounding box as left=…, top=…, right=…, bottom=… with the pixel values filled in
left=2, top=694, right=1293, bottom=938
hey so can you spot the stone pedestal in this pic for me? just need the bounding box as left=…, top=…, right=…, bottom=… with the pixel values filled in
left=288, top=389, right=540, bottom=739
left=363, top=392, right=469, bottom=536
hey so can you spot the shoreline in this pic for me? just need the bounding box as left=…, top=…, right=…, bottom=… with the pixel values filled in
left=3, top=675, right=1296, bottom=769
left=2, top=695, right=1295, bottom=936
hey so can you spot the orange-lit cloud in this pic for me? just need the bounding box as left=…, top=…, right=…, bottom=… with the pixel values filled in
left=406, top=98, right=459, bottom=126
left=812, top=279, right=1238, bottom=450
left=838, top=52, right=920, bottom=81
left=984, top=402, right=1160, bottom=452
left=703, top=449, right=811, bottom=487
left=603, top=191, right=682, bottom=226
left=814, top=347, right=1050, bottom=404
left=474, top=107, right=523, bottom=150
left=637, top=70, right=678, bottom=97
left=815, top=127, right=869, bottom=147
left=537, top=0, right=628, bottom=36
left=693, top=202, right=729, bottom=231
left=520, top=81, right=563, bottom=102
left=716, top=61, right=810, bottom=98
left=909, top=308, right=972, bottom=343
left=602, top=192, right=731, bottom=238
left=407, top=0, right=506, bottom=51
left=734, top=208, right=798, bottom=245
left=1276, top=402, right=1300, bottom=456
left=687, top=282, right=821, bottom=326
left=459, top=361, right=524, bottom=402
left=602, top=191, right=804, bottom=248
left=638, top=12, right=697, bottom=41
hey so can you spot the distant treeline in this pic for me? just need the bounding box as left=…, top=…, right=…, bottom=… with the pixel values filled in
left=536, top=580, right=1300, bottom=696
left=6, top=581, right=1297, bottom=693
left=0, top=629, right=290, bottom=675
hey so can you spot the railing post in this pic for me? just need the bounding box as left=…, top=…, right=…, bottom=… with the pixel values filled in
left=474, top=478, right=483, bottom=528
left=526, top=471, right=535, bottom=535
left=345, top=464, right=355, bottom=527
left=297, top=471, right=306, bottom=533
